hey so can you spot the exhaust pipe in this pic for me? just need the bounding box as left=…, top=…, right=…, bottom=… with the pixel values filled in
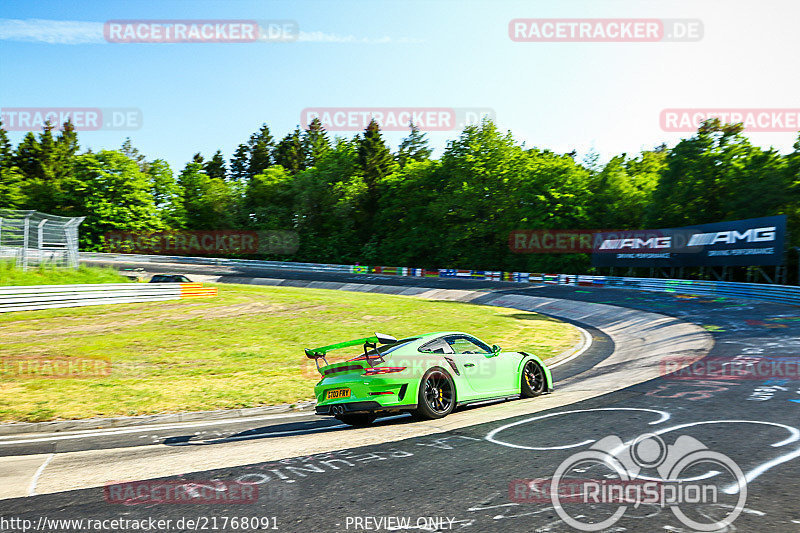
left=332, top=405, right=345, bottom=416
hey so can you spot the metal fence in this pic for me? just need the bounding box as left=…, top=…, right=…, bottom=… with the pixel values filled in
left=591, top=275, right=800, bottom=306
left=80, top=252, right=354, bottom=273
left=0, top=210, right=85, bottom=270
left=0, top=283, right=217, bottom=313
left=79, top=252, right=800, bottom=307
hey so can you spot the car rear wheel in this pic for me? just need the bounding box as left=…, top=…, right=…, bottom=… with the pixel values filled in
left=413, top=367, right=455, bottom=420
left=336, top=413, right=376, bottom=427
left=521, top=359, right=546, bottom=397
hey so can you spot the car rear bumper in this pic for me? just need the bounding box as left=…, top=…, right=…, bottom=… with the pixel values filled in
left=315, top=401, right=416, bottom=416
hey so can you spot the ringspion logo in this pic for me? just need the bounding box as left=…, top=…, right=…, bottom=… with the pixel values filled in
left=512, top=433, right=746, bottom=531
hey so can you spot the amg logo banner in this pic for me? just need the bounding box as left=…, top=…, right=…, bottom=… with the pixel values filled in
left=592, top=215, right=786, bottom=268
left=599, top=237, right=671, bottom=250
left=687, top=227, right=776, bottom=246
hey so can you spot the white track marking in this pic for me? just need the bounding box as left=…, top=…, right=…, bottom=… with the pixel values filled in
left=485, top=408, right=670, bottom=450
left=643, top=420, right=800, bottom=494
left=549, top=325, right=592, bottom=369
left=27, top=453, right=54, bottom=496
left=0, top=411, right=317, bottom=446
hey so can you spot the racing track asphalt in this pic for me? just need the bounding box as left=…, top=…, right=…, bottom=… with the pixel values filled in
left=1, top=261, right=799, bottom=532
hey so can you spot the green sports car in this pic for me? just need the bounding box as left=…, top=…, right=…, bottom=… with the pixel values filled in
left=307, top=332, right=553, bottom=426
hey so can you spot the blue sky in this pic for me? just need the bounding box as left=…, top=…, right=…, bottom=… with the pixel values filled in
left=1, top=0, right=799, bottom=173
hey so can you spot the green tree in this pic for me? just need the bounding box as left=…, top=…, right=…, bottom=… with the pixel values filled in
left=0, top=118, right=12, bottom=171
left=648, top=120, right=790, bottom=227
left=248, top=124, right=274, bottom=177
left=147, top=159, right=184, bottom=228
left=229, top=143, right=250, bottom=183
left=588, top=149, right=663, bottom=229
left=355, top=119, right=396, bottom=243
left=291, top=138, right=361, bottom=262
left=120, top=138, right=148, bottom=172
left=54, top=120, right=79, bottom=178
left=243, top=166, right=295, bottom=229
left=302, top=117, right=330, bottom=168
left=71, top=150, right=162, bottom=248
left=13, top=132, right=40, bottom=180
left=204, top=150, right=227, bottom=181
left=0, top=118, right=26, bottom=207
left=396, top=122, right=432, bottom=167
left=37, top=121, right=57, bottom=182
left=178, top=161, right=233, bottom=229
left=274, top=128, right=306, bottom=175
left=786, top=135, right=800, bottom=247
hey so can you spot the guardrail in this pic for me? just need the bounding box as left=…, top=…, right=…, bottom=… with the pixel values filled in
left=0, top=282, right=217, bottom=313
left=594, top=276, right=800, bottom=306
left=79, top=252, right=800, bottom=307
left=80, top=252, right=353, bottom=273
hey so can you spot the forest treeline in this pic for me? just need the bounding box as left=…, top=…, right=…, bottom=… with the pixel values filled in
left=0, top=117, right=798, bottom=273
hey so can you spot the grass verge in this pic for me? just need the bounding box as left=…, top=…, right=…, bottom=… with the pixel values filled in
left=0, top=261, right=129, bottom=286
left=0, top=283, right=579, bottom=422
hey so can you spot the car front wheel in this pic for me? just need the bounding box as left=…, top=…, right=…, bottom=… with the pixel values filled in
left=521, top=359, right=546, bottom=397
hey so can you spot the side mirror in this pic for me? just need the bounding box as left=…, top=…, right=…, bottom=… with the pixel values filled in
left=488, top=344, right=502, bottom=357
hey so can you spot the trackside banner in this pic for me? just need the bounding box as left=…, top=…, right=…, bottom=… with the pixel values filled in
left=591, top=215, right=787, bottom=267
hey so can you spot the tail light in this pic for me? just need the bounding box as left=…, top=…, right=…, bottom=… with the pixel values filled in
left=363, top=366, right=406, bottom=376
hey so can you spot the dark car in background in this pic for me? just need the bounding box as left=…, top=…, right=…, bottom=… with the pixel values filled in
left=149, top=274, right=192, bottom=283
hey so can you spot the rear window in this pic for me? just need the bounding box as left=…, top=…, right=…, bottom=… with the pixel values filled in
left=418, top=338, right=454, bottom=354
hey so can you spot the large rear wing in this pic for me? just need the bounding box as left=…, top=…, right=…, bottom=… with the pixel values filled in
left=305, top=333, right=397, bottom=373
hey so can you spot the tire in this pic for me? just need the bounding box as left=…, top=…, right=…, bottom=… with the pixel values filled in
left=413, top=367, right=456, bottom=420
left=336, top=413, right=376, bottom=427
left=521, top=359, right=547, bottom=397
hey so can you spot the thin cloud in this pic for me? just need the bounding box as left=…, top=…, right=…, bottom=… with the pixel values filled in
left=0, top=18, right=423, bottom=45
left=0, top=19, right=104, bottom=44
left=297, top=31, right=423, bottom=44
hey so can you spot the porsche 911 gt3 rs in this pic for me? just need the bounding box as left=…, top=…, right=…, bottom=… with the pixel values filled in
left=307, top=332, right=553, bottom=426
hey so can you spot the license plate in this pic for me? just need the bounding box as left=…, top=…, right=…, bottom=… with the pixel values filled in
left=326, top=388, right=351, bottom=400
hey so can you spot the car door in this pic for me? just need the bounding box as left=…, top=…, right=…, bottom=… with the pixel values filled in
left=443, top=335, right=505, bottom=396
left=418, top=337, right=481, bottom=400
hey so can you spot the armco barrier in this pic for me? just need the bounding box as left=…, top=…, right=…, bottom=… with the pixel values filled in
left=78, top=252, right=800, bottom=307
left=80, top=252, right=353, bottom=273
left=596, top=276, right=800, bottom=306
left=0, top=282, right=217, bottom=313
